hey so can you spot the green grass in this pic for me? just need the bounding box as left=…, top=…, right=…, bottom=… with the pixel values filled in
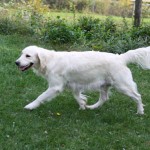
left=46, top=11, right=150, bottom=24
left=0, top=34, right=150, bottom=150
left=7, top=7, right=150, bottom=25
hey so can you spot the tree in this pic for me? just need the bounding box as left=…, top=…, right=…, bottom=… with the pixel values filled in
left=134, top=0, right=142, bottom=27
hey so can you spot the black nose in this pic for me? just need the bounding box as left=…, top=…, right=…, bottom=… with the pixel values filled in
left=15, top=61, right=20, bottom=66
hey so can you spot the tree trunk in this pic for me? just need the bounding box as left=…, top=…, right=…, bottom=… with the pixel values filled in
left=134, top=0, right=142, bottom=27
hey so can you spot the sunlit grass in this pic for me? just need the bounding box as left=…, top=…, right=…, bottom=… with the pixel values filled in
left=46, top=11, right=150, bottom=25
left=6, top=6, right=150, bottom=26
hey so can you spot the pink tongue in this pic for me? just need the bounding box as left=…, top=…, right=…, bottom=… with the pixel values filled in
left=20, top=66, right=26, bottom=71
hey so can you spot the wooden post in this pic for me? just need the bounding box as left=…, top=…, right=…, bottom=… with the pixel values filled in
left=134, top=0, right=142, bottom=27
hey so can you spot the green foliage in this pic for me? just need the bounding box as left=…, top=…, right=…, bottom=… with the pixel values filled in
left=131, top=25, right=150, bottom=40
left=103, top=17, right=117, bottom=33
left=41, top=17, right=84, bottom=44
left=40, top=16, right=118, bottom=47
left=72, top=16, right=117, bottom=44
left=0, top=8, right=149, bottom=53
left=0, top=0, right=48, bottom=35
left=89, top=28, right=149, bottom=54
left=0, top=17, right=33, bottom=35
left=0, top=18, right=15, bottom=35
left=94, top=35, right=148, bottom=54
left=76, top=16, right=100, bottom=39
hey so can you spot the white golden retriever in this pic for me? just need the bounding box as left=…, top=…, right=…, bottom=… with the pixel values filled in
left=15, top=46, right=150, bottom=114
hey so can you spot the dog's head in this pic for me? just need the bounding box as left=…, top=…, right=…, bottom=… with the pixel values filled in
left=15, top=46, right=43, bottom=71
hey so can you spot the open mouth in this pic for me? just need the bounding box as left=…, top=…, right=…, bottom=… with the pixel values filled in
left=19, top=63, right=34, bottom=71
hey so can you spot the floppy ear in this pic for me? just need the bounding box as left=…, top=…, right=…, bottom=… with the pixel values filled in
left=37, top=51, right=47, bottom=73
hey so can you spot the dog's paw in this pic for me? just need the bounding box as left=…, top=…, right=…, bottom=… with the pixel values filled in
left=79, top=101, right=86, bottom=110
left=136, top=104, right=144, bottom=115
left=24, top=101, right=40, bottom=110
left=136, top=110, right=144, bottom=115
left=79, top=105, right=86, bottom=110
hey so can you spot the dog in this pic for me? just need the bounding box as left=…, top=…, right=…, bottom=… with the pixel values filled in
left=15, top=46, right=150, bottom=114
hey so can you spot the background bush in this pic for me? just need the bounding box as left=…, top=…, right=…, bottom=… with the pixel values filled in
left=0, top=17, right=33, bottom=35
left=41, top=17, right=84, bottom=44
left=0, top=1, right=149, bottom=53
left=0, top=12, right=149, bottom=53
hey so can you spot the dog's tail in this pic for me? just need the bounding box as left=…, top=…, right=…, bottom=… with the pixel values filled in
left=121, top=46, right=150, bottom=69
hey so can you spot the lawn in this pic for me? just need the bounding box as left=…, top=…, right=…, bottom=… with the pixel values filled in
left=0, top=34, right=150, bottom=150
left=7, top=8, right=150, bottom=26
left=46, top=11, right=150, bottom=24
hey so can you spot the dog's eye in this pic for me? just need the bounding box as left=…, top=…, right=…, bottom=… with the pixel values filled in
left=26, top=54, right=31, bottom=58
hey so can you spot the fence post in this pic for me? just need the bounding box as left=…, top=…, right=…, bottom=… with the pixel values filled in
left=134, top=0, right=142, bottom=27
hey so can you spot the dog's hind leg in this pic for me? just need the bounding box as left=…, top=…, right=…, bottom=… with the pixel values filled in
left=113, top=68, right=144, bottom=114
left=86, top=85, right=110, bottom=109
left=73, top=90, right=87, bottom=110
left=115, top=82, right=144, bottom=114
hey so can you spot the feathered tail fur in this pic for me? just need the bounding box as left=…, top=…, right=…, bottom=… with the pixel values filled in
left=121, top=46, right=150, bottom=69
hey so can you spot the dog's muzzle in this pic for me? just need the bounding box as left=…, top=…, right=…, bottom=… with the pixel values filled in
left=15, top=61, right=34, bottom=71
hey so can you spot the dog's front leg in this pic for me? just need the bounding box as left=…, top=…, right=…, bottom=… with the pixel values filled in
left=24, top=86, right=63, bottom=110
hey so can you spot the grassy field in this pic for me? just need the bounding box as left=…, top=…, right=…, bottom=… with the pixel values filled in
left=7, top=8, right=150, bottom=25
left=47, top=11, right=150, bottom=24
left=0, top=34, right=150, bottom=150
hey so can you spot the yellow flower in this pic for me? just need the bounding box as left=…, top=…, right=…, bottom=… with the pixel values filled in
left=56, top=112, right=61, bottom=116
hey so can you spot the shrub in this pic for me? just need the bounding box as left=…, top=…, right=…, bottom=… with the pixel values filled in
left=76, top=17, right=100, bottom=39
left=41, top=17, right=84, bottom=44
left=90, top=25, right=149, bottom=54
left=0, top=17, right=33, bottom=35
left=105, top=35, right=148, bottom=53
left=102, top=17, right=117, bottom=33
left=0, top=4, right=149, bottom=53
left=0, top=18, right=14, bottom=35
left=131, top=25, right=150, bottom=40
left=0, top=0, right=47, bottom=35
left=76, top=17, right=116, bottom=41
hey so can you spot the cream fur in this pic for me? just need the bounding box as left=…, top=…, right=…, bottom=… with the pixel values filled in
left=15, top=46, right=150, bottom=114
